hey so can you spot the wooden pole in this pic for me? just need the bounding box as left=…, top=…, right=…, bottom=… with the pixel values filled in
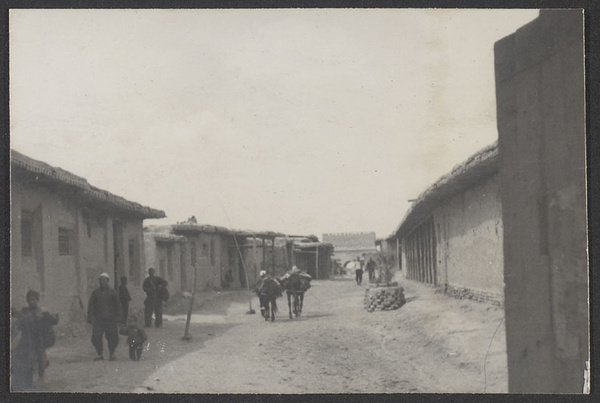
left=216, top=202, right=255, bottom=314
left=182, top=262, right=198, bottom=341
left=262, top=238, right=266, bottom=273
left=283, top=240, right=289, bottom=269
left=316, top=246, right=319, bottom=280
left=396, top=237, right=401, bottom=271
left=252, top=235, right=257, bottom=284
left=232, top=236, right=254, bottom=314
left=271, top=238, right=275, bottom=275
left=291, top=240, right=295, bottom=267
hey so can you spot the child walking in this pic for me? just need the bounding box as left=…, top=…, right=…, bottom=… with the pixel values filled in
left=125, top=315, right=148, bottom=361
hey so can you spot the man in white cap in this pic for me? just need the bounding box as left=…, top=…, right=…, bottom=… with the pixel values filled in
left=254, top=270, right=282, bottom=295
left=87, top=272, right=122, bottom=361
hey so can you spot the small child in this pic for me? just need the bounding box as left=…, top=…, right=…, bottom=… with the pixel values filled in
left=125, top=315, right=148, bottom=361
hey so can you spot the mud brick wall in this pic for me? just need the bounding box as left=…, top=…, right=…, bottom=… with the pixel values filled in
left=495, top=10, right=586, bottom=393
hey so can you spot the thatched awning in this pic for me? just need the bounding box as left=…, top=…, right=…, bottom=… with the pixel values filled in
left=152, top=233, right=187, bottom=243
left=167, top=222, right=290, bottom=240
left=172, top=223, right=232, bottom=235
left=294, top=242, right=334, bottom=249
left=11, top=149, right=166, bottom=219
left=233, top=230, right=287, bottom=239
left=393, top=142, right=499, bottom=239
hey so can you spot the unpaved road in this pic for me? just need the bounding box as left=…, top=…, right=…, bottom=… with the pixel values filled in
left=132, top=277, right=507, bottom=394
left=35, top=276, right=506, bottom=394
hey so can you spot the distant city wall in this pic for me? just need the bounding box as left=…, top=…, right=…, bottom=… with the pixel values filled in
left=323, top=232, right=377, bottom=265
left=323, top=232, right=377, bottom=252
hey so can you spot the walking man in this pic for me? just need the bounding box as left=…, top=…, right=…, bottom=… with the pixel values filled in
left=355, top=257, right=364, bottom=285
left=366, top=257, right=376, bottom=281
left=87, top=272, right=122, bottom=361
left=143, top=268, right=168, bottom=328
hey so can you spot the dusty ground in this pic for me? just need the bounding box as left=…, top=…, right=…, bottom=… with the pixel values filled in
left=16, top=275, right=507, bottom=394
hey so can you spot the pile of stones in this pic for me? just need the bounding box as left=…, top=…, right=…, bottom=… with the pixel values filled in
left=364, top=285, right=406, bottom=312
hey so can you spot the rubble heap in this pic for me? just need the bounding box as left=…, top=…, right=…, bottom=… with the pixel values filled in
left=364, top=286, right=406, bottom=312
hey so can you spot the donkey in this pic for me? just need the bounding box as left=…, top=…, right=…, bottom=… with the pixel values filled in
left=281, top=274, right=311, bottom=319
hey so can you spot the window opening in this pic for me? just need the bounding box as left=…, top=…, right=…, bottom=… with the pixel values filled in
left=58, top=228, right=73, bottom=255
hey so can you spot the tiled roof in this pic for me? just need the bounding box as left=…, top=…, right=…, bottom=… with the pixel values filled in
left=11, top=149, right=166, bottom=219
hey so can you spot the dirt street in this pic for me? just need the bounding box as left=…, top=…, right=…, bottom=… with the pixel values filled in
left=30, top=275, right=507, bottom=394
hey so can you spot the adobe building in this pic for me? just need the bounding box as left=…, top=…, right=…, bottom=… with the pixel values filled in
left=293, top=241, right=334, bottom=280
left=143, top=228, right=187, bottom=292
left=322, top=232, right=377, bottom=267
left=170, top=222, right=243, bottom=292
left=145, top=220, right=326, bottom=293
left=392, top=143, right=504, bottom=305
left=167, top=222, right=292, bottom=292
left=11, top=150, right=165, bottom=323
left=236, top=231, right=290, bottom=287
left=494, top=10, right=586, bottom=393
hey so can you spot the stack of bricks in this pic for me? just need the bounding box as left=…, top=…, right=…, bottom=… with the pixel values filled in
left=364, top=286, right=406, bottom=312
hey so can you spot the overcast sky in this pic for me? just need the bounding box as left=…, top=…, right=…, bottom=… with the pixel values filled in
left=10, top=9, right=539, bottom=239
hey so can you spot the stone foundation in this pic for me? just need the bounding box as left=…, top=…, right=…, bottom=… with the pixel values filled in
left=438, top=284, right=503, bottom=307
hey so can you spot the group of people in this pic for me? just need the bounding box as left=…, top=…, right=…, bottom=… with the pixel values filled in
left=254, top=265, right=312, bottom=318
left=254, top=265, right=312, bottom=294
left=87, top=268, right=168, bottom=362
left=354, top=255, right=377, bottom=285
left=11, top=267, right=168, bottom=390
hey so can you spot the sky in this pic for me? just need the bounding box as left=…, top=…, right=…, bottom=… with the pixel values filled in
left=9, top=8, right=540, bottom=239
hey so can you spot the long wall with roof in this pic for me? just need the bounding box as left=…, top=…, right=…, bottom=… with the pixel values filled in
left=11, top=178, right=149, bottom=323
left=397, top=144, right=503, bottom=305
left=11, top=150, right=163, bottom=324
left=432, top=174, right=503, bottom=302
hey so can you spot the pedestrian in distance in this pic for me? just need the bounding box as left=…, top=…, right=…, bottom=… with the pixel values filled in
left=366, top=257, right=376, bottom=282
left=124, top=314, right=148, bottom=361
left=222, top=269, right=234, bottom=289
left=142, top=267, right=168, bottom=328
left=87, top=272, right=122, bottom=361
left=355, top=257, right=364, bottom=285
left=118, top=276, right=132, bottom=323
left=11, top=290, right=59, bottom=390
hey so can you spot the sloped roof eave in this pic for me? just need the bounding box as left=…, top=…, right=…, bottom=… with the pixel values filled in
left=11, top=149, right=165, bottom=219
left=393, top=143, right=499, bottom=240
